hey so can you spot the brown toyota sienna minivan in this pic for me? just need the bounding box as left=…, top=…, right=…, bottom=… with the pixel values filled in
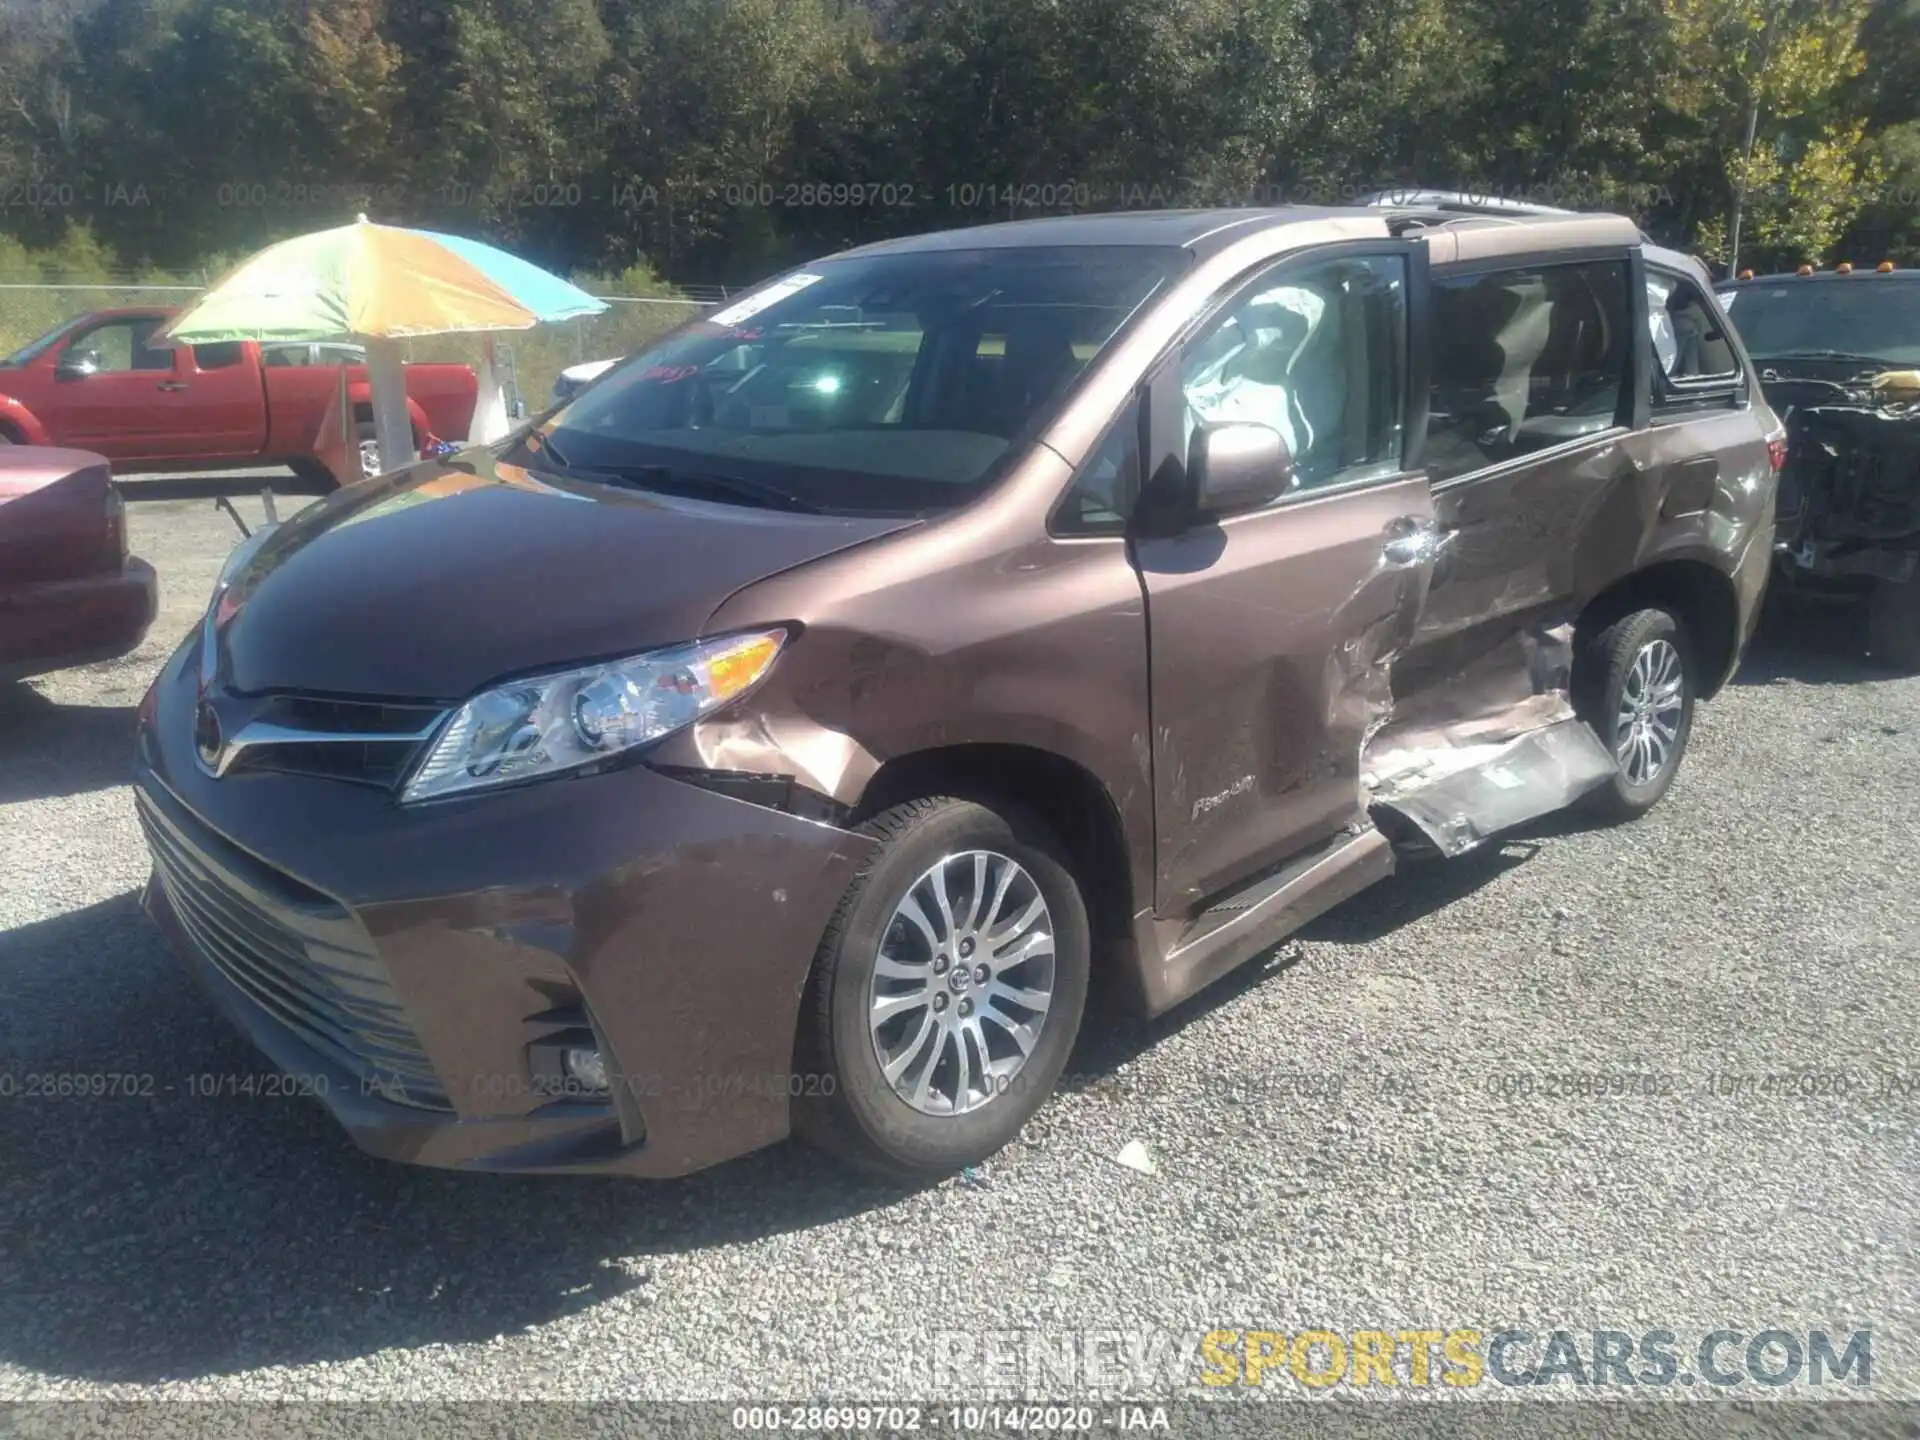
left=135, top=205, right=1781, bottom=1180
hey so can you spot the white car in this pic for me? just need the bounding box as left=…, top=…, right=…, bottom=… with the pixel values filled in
left=550, top=357, right=619, bottom=408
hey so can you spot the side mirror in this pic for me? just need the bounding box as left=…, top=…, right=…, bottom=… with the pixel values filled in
left=1191, top=421, right=1294, bottom=516
left=57, top=350, right=101, bottom=380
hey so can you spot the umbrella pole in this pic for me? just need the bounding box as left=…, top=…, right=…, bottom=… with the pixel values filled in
left=362, top=335, right=415, bottom=474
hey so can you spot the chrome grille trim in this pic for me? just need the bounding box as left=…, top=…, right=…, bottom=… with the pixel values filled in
left=196, top=693, right=448, bottom=787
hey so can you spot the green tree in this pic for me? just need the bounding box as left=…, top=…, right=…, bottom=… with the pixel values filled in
left=1658, top=0, right=1876, bottom=272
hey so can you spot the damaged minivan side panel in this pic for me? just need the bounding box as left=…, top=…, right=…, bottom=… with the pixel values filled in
left=1363, top=240, right=1774, bottom=857
left=680, top=217, right=1773, bottom=1025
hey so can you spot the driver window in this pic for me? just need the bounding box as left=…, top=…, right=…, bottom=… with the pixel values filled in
left=67, top=318, right=172, bottom=374
left=1179, top=253, right=1407, bottom=492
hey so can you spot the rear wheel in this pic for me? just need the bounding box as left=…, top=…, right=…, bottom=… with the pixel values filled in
left=1576, top=608, right=1696, bottom=822
left=355, top=422, right=383, bottom=481
left=792, top=795, right=1090, bottom=1182
left=1867, top=571, right=1920, bottom=672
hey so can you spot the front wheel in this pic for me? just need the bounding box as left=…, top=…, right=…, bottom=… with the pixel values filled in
left=792, top=795, right=1090, bottom=1182
left=1576, top=608, right=1696, bottom=822
left=1867, top=571, right=1920, bottom=672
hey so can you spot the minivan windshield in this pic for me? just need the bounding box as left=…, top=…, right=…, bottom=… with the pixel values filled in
left=533, top=245, right=1181, bottom=515
left=1716, top=280, right=1920, bottom=366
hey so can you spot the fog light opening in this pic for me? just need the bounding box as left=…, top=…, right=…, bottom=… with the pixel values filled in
left=563, top=1045, right=610, bottom=1092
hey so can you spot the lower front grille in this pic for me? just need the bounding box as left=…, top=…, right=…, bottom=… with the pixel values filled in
left=137, top=788, right=450, bottom=1110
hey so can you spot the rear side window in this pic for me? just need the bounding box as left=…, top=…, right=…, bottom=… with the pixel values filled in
left=1647, top=271, right=1741, bottom=408
left=1424, top=260, right=1631, bottom=483
left=193, top=342, right=245, bottom=370
left=263, top=344, right=312, bottom=367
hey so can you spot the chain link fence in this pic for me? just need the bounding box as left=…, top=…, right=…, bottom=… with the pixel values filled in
left=0, top=276, right=730, bottom=419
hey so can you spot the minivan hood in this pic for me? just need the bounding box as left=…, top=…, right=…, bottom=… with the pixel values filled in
left=215, top=451, right=915, bottom=698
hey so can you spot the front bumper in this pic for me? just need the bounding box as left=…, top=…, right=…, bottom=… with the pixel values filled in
left=134, top=636, right=878, bottom=1176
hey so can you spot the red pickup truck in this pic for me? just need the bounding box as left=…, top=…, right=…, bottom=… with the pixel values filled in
left=0, top=309, right=478, bottom=483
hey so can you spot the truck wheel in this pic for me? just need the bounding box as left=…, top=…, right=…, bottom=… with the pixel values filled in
left=356, top=423, right=382, bottom=481
left=353, top=423, right=427, bottom=480
left=792, top=795, right=1090, bottom=1183
left=1575, top=608, right=1696, bottom=823
left=1867, top=572, right=1920, bottom=672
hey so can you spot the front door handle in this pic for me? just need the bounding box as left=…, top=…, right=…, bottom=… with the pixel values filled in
left=156, top=379, right=188, bottom=392
left=1382, top=520, right=1453, bottom=568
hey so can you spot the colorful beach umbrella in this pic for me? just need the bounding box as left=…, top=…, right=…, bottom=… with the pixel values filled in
left=161, top=217, right=607, bottom=474
left=161, top=216, right=607, bottom=343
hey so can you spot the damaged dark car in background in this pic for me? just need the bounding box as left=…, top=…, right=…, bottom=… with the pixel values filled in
left=1717, top=263, right=1920, bottom=669
left=135, top=204, right=1780, bottom=1183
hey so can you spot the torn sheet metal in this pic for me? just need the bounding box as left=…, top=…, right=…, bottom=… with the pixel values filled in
left=1361, top=620, right=1618, bottom=857
left=1368, top=717, right=1617, bottom=858
left=1363, top=622, right=1578, bottom=783
left=687, top=709, right=881, bottom=808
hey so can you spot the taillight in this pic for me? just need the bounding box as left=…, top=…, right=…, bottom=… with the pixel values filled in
left=1767, top=435, right=1787, bottom=472
left=104, top=483, right=128, bottom=565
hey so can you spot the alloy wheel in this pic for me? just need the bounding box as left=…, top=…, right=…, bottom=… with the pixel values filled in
left=867, top=849, right=1056, bottom=1117
left=1615, top=637, right=1686, bottom=786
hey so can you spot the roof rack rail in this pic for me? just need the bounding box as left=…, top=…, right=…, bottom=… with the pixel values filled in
left=1359, top=188, right=1579, bottom=219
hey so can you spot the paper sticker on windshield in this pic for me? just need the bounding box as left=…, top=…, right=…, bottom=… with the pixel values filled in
left=1717, top=290, right=1737, bottom=310
left=707, top=273, right=825, bottom=328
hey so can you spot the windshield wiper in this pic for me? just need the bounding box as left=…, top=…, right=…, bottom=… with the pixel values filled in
left=620, top=465, right=825, bottom=514
left=539, top=460, right=824, bottom=514
left=515, top=429, right=572, bottom=469
left=513, top=440, right=825, bottom=513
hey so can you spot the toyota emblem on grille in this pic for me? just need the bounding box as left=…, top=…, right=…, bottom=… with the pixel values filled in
left=194, top=701, right=224, bottom=771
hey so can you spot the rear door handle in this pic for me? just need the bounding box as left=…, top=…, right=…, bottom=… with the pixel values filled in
left=1383, top=520, right=1453, bottom=567
left=156, top=380, right=188, bottom=392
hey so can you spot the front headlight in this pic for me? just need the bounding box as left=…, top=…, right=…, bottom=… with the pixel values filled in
left=400, top=628, right=787, bottom=803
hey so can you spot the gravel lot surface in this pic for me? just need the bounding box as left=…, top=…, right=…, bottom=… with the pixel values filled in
left=1, top=490, right=1915, bottom=1421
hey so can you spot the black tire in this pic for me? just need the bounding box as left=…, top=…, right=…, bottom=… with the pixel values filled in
left=1867, top=572, right=1920, bottom=672
left=791, top=795, right=1090, bottom=1182
left=1575, top=607, right=1697, bottom=823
